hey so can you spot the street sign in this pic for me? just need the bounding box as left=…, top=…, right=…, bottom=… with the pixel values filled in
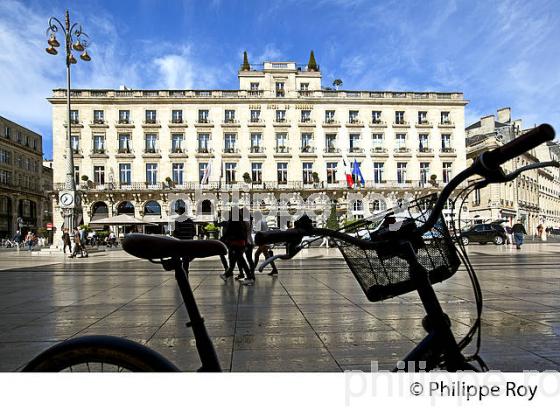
left=46, top=222, right=53, bottom=230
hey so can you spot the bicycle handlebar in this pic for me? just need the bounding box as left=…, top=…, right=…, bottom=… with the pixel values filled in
left=480, top=124, right=555, bottom=170
left=254, top=229, right=304, bottom=246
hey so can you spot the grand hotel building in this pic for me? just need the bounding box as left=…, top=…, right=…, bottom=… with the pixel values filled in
left=50, top=53, right=468, bottom=231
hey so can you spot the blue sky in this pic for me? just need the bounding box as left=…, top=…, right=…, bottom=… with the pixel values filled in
left=1, top=0, right=559, bottom=158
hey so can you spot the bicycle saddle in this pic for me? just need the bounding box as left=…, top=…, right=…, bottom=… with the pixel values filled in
left=122, top=234, right=227, bottom=260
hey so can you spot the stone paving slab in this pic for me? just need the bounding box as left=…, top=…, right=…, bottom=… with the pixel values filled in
left=0, top=243, right=559, bottom=372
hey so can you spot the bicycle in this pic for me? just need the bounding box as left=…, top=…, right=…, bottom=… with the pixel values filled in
left=23, top=124, right=557, bottom=372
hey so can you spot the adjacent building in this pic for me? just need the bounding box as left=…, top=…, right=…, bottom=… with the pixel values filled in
left=0, top=116, right=49, bottom=238
left=466, top=108, right=560, bottom=233
left=50, top=52, right=468, bottom=231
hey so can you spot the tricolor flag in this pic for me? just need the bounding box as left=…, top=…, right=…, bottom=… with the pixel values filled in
left=343, top=158, right=354, bottom=188
left=201, top=161, right=212, bottom=184
left=352, top=159, right=365, bottom=187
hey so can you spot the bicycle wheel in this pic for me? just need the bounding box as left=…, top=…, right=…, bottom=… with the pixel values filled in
left=22, top=335, right=179, bottom=372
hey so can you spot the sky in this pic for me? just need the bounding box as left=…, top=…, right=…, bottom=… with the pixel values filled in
left=1, top=0, right=559, bottom=158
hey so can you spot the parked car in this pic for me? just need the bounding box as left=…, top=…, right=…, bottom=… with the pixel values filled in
left=459, top=223, right=507, bottom=245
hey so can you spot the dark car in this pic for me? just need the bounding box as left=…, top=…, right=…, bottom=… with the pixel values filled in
left=459, top=223, right=507, bottom=245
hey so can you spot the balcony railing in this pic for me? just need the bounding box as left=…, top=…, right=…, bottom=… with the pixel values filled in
left=92, top=119, right=105, bottom=125
left=324, top=147, right=340, bottom=154
left=143, top=119, right=160, bottom=126
left=275, top=146, right=290, bottom=153
left=223, top=148, right=240, bottom=154
left=440, top=147, right=456, bottom=153
left=394, top=147, right=411, bottom=153
left=349, top=147, right=364, bottom=153
left=250, top=146, right=265, bottom=153
left=196, top=148, right=213, bottom=154
left=300, top=146, right=315, bottom=153
left=370, top=147, right=388, bottom=153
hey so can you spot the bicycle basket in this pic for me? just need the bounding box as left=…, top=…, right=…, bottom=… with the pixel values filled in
left=335, top=194, right=460, bottom=302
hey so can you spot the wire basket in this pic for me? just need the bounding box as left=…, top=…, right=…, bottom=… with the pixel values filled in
left=334, top=194, right=460, bottom=302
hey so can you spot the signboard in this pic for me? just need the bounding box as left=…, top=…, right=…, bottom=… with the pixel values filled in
left=46, top=222, right=53, bottom=230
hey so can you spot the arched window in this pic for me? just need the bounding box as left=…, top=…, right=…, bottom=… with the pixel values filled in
left=173, top=199, right=186, bottom=214
left=144, top=201, right=161, bottom=215
left=117, top=201, right=135, bottom=215
left=91, top=201, right=109, bottom=221
left=352, top=199, right=364, bottom=212
left=201, top=199, right=212, bottom=215
left=371, top=199, right=387, bottom=213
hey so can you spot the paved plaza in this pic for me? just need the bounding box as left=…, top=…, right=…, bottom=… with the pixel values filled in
left=0, top=243, right=559, bottom=372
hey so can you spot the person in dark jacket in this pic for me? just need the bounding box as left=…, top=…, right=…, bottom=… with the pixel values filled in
left=512, top=220, right=527, bottom=250
left=219, top=208, right=254, bottom=285
left=62, top=229, right=72, bottom=254
left=172, top=204, right=196, bottom=272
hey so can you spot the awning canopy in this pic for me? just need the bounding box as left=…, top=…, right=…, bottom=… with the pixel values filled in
left=92, top=214, right=156, bottom=225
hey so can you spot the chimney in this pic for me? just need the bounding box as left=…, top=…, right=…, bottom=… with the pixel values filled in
left=497, top=107, right=511, bottom=124
left=480, top=115, right=495, bottom=133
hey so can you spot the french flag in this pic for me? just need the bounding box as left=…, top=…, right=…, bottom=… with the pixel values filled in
left=343, top=158, right=354, bottom=188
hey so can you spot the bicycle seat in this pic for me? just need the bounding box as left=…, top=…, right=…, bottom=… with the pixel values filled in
left=122, top=234, right=227, bottom=260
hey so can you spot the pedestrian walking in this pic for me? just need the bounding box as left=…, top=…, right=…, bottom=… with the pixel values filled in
left=219, top=208, right=254, bottom=285
left=62, top=229, right=72, bottom=254
left=172, top=204, right=196, bottom=272
left=13, top=230, right=22, bottom=251
left=319, top=236, right=329, bottom=248
left=70, top=227, right=87, bottom=258
left=512, top=220, right=527, bottom=250
left=253, top=218, right=278, bottom=276
left=25, top=231, right=34, bottom=251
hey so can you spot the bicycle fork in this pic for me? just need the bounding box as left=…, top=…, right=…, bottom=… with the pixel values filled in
left=397, top=242, right=466, bottom=371
left=173, top=259, right=222, bottom=372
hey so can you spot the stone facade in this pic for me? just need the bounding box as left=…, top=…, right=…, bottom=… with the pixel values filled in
left=0, top=116, right=49, bottom=238
left=466, top=108, right=560, bottom=233
left=50, top=56, right=468, bottom=232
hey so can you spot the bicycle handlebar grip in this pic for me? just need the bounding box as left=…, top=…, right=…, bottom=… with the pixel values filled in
left=481, top=124, right=555, bottom=169
left=255, top=229, right=304, bottom=246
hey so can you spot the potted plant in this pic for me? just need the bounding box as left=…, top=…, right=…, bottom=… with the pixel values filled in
left=242, top=172, right=252, bottom=184
left=80, top=175, right=89, bottom=189
left=429, top=174, right=438, bottom=187
left=204, top=222, right=219, bottom=239
left=165, top=176, right=175, bottom=189
left=312, top=171, right=320, bottom=186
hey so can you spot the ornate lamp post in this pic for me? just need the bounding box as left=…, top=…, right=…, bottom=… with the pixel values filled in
left=45, top=10, right=91, bottom=232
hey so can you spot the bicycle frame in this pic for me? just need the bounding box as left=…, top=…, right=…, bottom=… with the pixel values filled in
left=165, top=257, right=221, bottom=372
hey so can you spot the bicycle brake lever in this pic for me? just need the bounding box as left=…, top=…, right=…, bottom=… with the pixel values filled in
left=474, top=161, right=559, bottom=190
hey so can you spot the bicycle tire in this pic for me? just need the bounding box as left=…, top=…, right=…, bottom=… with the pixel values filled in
left=22, top=335, right=180, bottom=372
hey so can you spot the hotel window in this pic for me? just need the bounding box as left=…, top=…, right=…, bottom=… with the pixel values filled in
left=275, top=82, right=285, bottom=97
left=224, top=109, right=236, bottom=123
left=250, top=110, right=261, bottom=122
left=420, top=162, right=430, bottom=185
left=349, top=134, right=360, bottom=152
left=276, top=133, right=288, bottom=152
left=326, top=162, right=337, bottom=184
left=301, top=133, right=313, bottom=152
left=145, top=110, right=157, bottom=124
left=224, top=133, right=237, bottom=153
left=325, top=134, right=336, bottom=152
left=0, top=170, right=11, bottom=185
left=418, top=134, right=429, bottom=151
left=93, top=110, right=104, bottom=124
left=16, top=132, right=21, bottom=144
left=172, top=110, right=183, bottom=123
left=396, top=133, right=407, bottom=149
left=277, top=163, right=288, bottom=184
left=371, top=111, right=382, bottom=124
left=171, top=134, right=183, bottom=153
left=93, top=135, right=105, bottom=153
left=225, top=163, right=236, bottom=183
left=349, top=110, right=359, bottom=123
left=417, top=111, right=427, bottom=124
left=302, top=162, right=313, bottom=184
left=301, top=110, right=311, bottom=122
left=33, top=138, right=37, bottom=151
left=395, top=111, right=405, bottom=125
left=443, top=162, right=452, bottom=183
left=251, top=163, right=263, bottom=183
left=172, top=163, right=184, bottom=185
left=118, top=134, right=131, bottom=153
left=250, top=133, right=262, bottom=152
left=441, top=134, right=452, bottom=151
left=325, top=110, right=335, bottom=123
left=441, top=111, right=450, bottom=124
left=198, top=133, right=210, bottom=152
left=300, top=83, right=309, bottom=91
left=372, top=133, right=384, bottom=149
left=198, top=109, right=209, bottom=123
left=4, top=126, right=11, bottom=139
left=93, top=166, right=105, bottom=185
left=250, top=82, right=259, bottom=91
left=70, top=110, right=79, bottom=124
left=70, top=135, right=80, bottom=153
left=119, top=110, right=130, bottom=124
left=397, top=162, right=407, bottom=184
left=199, top=163, right=208, bottom=183
left=119, top=164, right=131, bottom=185
left=275, top=110, right=286, bottom=122
left=373, top=162, right=384, bottom=183
left=146, top=163, right=158, bottom=185
left=145, top=134, right=157, bottom=153
left=74, top=166, right=80, bottom=185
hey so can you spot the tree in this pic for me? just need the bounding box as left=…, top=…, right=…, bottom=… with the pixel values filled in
left=326, top=204, right=339, bottom=230
left=243, top=172, right=252, bottom=184
left=332, top=79, right=343, bottom=90
left=307, top=50, right=319, bottom=71
left=241, top=51, right=250, bottom=71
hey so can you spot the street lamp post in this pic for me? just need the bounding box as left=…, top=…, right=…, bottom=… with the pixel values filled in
left=45, top=10, right=91, bottom=232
